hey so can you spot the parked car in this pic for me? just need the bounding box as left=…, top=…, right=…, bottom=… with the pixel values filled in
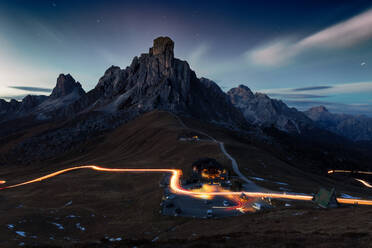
left=206, top=209, right=213, bottom=218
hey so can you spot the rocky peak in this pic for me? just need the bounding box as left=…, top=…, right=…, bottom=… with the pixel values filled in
left=150, top=36, right=174, bottom=56
left=228, top=84, right=254, bottom=105
left=308, top=105, right=329, bottom=113
left=149, top=36, right=174, bottom=69
left=228, top=84, right=313, bottom=133
left=50, top=74, right=85, bottom=98
left=20, top=95, right=48, bottom=111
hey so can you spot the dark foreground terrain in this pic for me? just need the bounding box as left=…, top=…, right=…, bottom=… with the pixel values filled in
left=1, top=111, right=372, bottom=248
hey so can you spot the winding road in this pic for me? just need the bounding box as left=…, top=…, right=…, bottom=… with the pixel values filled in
left=1, top=114, right=372, bottom=208
left=1, top=165, right=372, bottom=206
left=170, top=113, right=253, bottom=185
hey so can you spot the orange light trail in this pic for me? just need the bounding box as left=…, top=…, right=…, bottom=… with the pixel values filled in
left=1, top=165, right=372, bottom=206
left=355, top=178, right=372, bottom=188
left=328, top=170, right=372, bottom=175
left=0, top=180, right=5, bottom=184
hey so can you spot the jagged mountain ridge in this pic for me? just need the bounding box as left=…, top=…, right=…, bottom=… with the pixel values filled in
left=0, top=74, right=85, bottom=122
left=0, top=37, right=246, bottom=128
left=73, top=36, right=246, bottom=126
left=0, top=37, right=249, bottom=163
left=228, top=85, right=314, bottom=133
left=305, top=106, right=372, bottom=141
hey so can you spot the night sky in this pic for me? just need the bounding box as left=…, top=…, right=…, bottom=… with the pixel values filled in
left=1, top=0, right=372, bottom=115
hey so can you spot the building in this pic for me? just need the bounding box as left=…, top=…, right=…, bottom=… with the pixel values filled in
left=191, top=158, right=229, bottom=183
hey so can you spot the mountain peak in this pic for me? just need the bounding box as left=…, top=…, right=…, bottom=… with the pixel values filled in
left=50, top=74, right=85, bottom=98
left=228, top=84, right=254, bottom=99
left=150, top=36, right=174, bottom=56
left=308, top=105, right=329, bottom=113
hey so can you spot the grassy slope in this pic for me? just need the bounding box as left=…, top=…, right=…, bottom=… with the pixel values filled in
left=0, top=110, right=371, bottom=247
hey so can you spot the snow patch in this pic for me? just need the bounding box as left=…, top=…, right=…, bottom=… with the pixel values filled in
left=250, top=177, right=265, bottom=181
left=66, top=214, right=78, bottom=218
left=76, top=223, right=86, bottom=231
left=275, top=181, right=289, bottom=186
left=16, top=231, right=26, bottom=237
left=109, top=237, right=122, bottom=242
left=51, top=222, right=64, bottom=230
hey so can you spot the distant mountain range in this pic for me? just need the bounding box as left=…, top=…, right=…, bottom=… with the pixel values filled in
left=228, top=85, right=314, bottom=134
left=0, top=37, right=245, bottom=128
left=305, top=106, right=372, bottom=141
left=0, top=37, right=371, bottom=165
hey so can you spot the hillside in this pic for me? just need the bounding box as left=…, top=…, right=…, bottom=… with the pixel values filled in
left=1, top=110, right=372, bottom=247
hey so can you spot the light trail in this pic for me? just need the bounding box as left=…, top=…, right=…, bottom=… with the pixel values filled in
left=0, top=180, right=5, bottom=184
left=355, top=178, right=372, bottom=188
left=328, top=170, right=372, bottom=175
left=1, top=165, right=372, bottom=206
left=328, top=169, right=372, bottom=190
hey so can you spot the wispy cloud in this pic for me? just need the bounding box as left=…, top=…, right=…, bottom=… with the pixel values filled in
left=187, top=43, right=211, bottom=76
left=268, top=93, right=327, bottom=99
left=258, top=81, right=372, bottom=115
left=292, top=86, right=332, bottom=92
left=9, top=86, right=52, bottom=93
left=247, top=8, right=372, bottom=66
left=261, top=82, right=372, bottom=96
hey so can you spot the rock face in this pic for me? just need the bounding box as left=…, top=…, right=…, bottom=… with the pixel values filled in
left=78, top=36, right=246, bottom=126
left=1, top=36, right=249, bottom=163
left=35, top=74, right=86, bottom=119
left=0, top=74, right=85, bottom=122
left=0, top=96, right=48, bottom=122
left=50, top=74, right=85, bottom=99
left=305, top=106, right=372, bottom=141
left=228, top=85, right=313, bottom=133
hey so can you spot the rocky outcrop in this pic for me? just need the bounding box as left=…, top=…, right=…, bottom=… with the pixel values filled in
left=50, top=74, right=85, bottom=99
left=2, top=36, right=249, bottom=164
left=78, top=36, right=246, bottom=126
left=35, top=74, right=86, bottom=119
left=228, top=85, right=313, bottom=133
left=305, top=106, right=372, bottom=141
left=0, top=96, right=47, bottom=122
left=0, top=74, right=85, bottom=122
left=1, top=37, right=245, bottom=127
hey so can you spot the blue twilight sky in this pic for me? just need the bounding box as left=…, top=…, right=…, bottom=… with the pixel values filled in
left=0, top=0, right=372, bottom=115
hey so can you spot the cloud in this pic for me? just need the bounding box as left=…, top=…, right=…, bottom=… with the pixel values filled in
left=248, top=8, right=372, bottom=66
left=9, top=86, right=52, bottom=93
left=187, top=44, right=210, bottom=75
left=257, top=81, right=372, bottom=115
left=292, top=86, right=332, bottom=91
left=261, top=82, right=372, bottom=96
left=268, top=93, right=327, bottom=99
left=248, top=39, right=298, bottom=66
